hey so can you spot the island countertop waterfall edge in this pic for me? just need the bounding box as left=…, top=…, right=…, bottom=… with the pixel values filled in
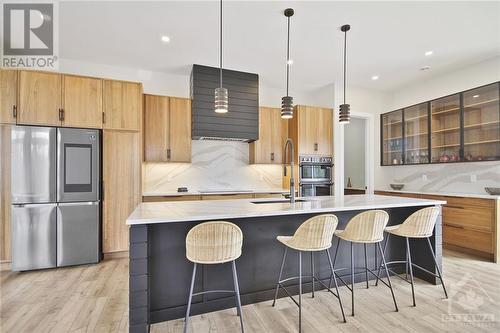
left=127, top=195, right=446, bottom=333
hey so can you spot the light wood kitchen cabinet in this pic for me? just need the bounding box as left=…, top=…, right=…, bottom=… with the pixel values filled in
left=143, top=95, right=191, bottom=162
left=144, top=94, right=169, bottom=161
left=62, top=75, right=103, bottom=128
left=291, top=105, right=333, bottom=156
left=0, top=69, right=18, bottom=124
left=103, top=130, right=141, bottom=253
left=169, top=97, right=192, bottom=162
left=0, top=125, right=12, bottom=261
left=249, top=107, right=288, bottom=164
left=103, top=80, right=142, bottom=131
left=376, top=190, right=500, bottom=263
left=18, top=70, right=62, bottom=126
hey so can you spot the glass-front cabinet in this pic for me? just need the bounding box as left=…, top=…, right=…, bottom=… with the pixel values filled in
left=405, top=102, right=429, bottom=164
left=462, top=84, right=500, bottom=161
left=382, top=110, right=403, bottom=165
left=431, top=94, right=461, bottom=163
left=381, top=82, right=499, bottom=165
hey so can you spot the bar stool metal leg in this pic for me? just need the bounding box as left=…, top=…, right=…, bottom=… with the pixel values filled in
left=328, top=239, right=341, bottom=289
left=184, top=263, right=197, bottom=333
left=377, top=242, right=399, bottom=312
left=426, top=237, right=448, bottom=298
left=272, top=247, right=288, bottom=307
left=311, top=252, right=315, bottom=298
left=406, top=237, right=416, bottom=306
left=351, top=242, right=355, bottom=316
left=375, top=234, right=389, bottom=286
left=364, top=244, right=369, bottom=289
left=326, top=249, right=346, bottom=323
left=231, top=260, right=245, bottom=332
left=298, top=251, right=302, bottom=333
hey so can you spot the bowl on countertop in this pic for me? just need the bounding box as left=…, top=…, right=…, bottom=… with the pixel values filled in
left=485, top=187, right=500, bottom=195
left=390, top=184, right=404, bottom=190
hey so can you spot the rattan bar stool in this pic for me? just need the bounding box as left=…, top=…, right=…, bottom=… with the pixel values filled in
left=272, top=214, right=346, bottom=333
left=375, top=206, right=448, bottom=306
left=330, top=210, right=398, bottom=316
left=184, top=221, right=244, bottom=333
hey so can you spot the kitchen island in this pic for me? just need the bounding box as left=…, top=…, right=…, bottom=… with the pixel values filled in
left=127, top=195, right=446, bottom=333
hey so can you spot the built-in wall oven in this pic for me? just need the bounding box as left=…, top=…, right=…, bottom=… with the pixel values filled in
left=299, top=156, right=333, bottom=197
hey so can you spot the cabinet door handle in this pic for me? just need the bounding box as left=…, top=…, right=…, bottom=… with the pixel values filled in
left=271, top=152, right=275, bottom=161
left=12, top=105, right=17, bottom=118
left=446, top=205, right=464, bottom=209
left=102, top=112, right=106, bottom=124
left=314, top=143, right=318, bottom=151
left=167, top=148, right=171, bottom=159
left=58, top=108, right=65, bottom=121
left=444, top=223, right=464, bottom=229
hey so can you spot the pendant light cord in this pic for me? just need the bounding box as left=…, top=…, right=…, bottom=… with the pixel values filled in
left=286, top=15, right=290, bottom=96
left=343, top=29, right=347, bottom=104
left=219, top=0, right=223, bottom=88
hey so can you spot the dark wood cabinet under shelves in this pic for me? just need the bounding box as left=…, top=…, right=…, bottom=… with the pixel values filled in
left=381, top=81, right=500, bottom=166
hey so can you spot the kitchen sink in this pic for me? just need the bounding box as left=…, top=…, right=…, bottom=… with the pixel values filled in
left=250, top=199, right=309, bottom=204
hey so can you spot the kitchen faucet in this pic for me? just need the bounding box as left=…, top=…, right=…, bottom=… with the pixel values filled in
left=283, top=138, right=296, bottom=203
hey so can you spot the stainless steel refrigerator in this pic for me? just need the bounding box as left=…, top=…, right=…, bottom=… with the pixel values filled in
left=11, top=126, right=101, bottom=271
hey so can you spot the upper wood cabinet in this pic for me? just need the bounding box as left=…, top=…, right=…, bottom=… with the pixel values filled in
left=144, top=94, right=169, bottom=161
left=62, top=75, right=103, bottom=128
left=143, top=94, right=192, bottom=162
left=249, top=107, right=288, bottom=164
left=18, top=71, right=62, bottom=126
left=103, top=80, right=142, bottom=131
left=0, top=69, right=18, bottom=124
left=291, top=105, right=333, bottom=156
left=169, top=97, right=192, bottom=162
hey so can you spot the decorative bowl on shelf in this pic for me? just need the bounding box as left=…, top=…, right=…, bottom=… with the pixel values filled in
left=485, top=187, right=500, bottom=195
left=390, top=184, right=404, bottom=190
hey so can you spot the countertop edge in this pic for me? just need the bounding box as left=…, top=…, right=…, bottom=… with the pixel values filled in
left=376, top=189, right=500, bottom=200
left=142, top=189, right=289, bottom=197
left=126, top=198, right=446, bottom=225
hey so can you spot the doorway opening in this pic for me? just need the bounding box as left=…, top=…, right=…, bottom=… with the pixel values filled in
left=344, top=116, right=367, bottom=195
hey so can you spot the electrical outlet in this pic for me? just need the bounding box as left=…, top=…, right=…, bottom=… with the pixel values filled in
left=470, top=174, right=477, bottom=183
left=422, top=174, right=428, bottom=181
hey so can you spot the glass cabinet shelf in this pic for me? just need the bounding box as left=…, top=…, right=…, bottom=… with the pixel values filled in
left=380, top=81, right=500, bottom=166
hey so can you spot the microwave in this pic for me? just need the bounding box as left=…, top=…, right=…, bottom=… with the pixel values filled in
left=299, top=156, right=333, bottom=183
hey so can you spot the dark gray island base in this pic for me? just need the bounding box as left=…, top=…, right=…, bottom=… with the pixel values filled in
left=127, top=196, right=444, bottom=333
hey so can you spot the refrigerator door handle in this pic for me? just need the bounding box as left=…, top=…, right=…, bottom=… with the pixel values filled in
left=12, top=203, right=58, bottom=208
left=58, top=202, right=100, bottom=207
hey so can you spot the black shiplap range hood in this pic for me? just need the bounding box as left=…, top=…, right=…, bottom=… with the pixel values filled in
left=190, top=64, right=259, bottom=142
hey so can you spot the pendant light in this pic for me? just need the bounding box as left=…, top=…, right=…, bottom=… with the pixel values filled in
left=339, top=24, right=351, bottom=124
left=214, top=0, right=228, bottom=113
left=281, top=8, right=294, bottom=119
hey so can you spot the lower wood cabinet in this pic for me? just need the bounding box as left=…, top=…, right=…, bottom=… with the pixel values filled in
left=376, top=190, right=499, bottom=263
left=103, top=130, right=141, bottom=253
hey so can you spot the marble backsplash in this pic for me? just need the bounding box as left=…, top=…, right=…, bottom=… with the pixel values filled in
left=379, top=161, right=500, bottom=195
left=143, top=140, right=284, bottom=193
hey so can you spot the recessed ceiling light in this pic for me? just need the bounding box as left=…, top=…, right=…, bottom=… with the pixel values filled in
left=420, top=65, right=431, bottom=71
left=371, top=75, right=379, bottom=81
left=161, top=35, right=170, bottom=43
left=287, top=59, right=294, bottom=65
left=425, top=50, right=433, bottom=56
left=473, top=94, right=480, bottom=98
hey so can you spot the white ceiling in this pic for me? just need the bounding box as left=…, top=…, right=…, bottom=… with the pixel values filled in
left=59, top=1, right=500, bottom=92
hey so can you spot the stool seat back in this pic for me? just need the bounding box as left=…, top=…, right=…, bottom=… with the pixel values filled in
left=286, top=214, right=338, bottom=251
left=341, top=210, right=389, bottom=243
left=186, top=221, right=243, bottom=264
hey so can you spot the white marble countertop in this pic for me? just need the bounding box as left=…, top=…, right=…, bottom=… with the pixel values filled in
left=142, top=188, right=289, bottom=197
left=376, top=189, right=500, bottom=200
left=127, top=194, right=446, bottom=225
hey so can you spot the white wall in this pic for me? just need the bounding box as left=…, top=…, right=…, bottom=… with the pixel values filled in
left=344, top=117, right=366, bottom=189
left=380, top=57, right=500, bottom=194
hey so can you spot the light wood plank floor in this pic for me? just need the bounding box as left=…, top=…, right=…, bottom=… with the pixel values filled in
left=1, top=250, right=499, bottom=332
